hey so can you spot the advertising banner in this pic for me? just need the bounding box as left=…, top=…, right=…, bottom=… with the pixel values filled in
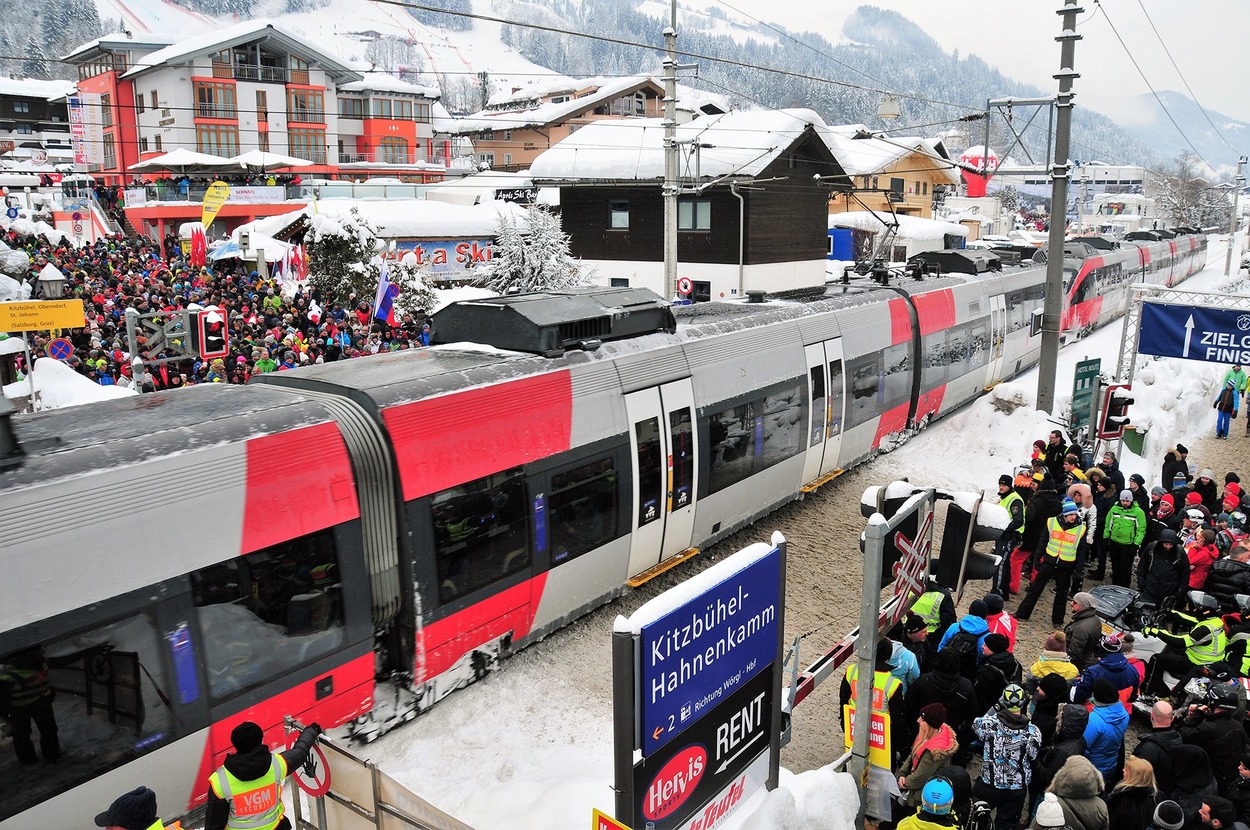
left=200, top=181, right=231, bottom=231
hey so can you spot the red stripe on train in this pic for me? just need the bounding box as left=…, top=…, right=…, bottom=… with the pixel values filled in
left=872, top=401, right=912, bottom=448
left=418, top=573, right=548, bottom=681
left=914, top=384, right=947, bottom=424
left=186, top=650, right=374, bottom=812
left=912, top=289, right=956, bottom=336
left=242, top=422, right=360, bottom=555
left=384, top=371, right=574, bottom=501
left=889, top=298, right=912, bottom=345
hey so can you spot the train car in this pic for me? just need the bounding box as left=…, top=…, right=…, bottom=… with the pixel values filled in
left=1061, top=233, right=1207, bottom=333
left=0, top=232, right=1206, bottom=825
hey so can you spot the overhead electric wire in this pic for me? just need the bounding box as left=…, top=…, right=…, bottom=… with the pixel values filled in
left=1132, top=0, right=1243, bottom=156
left=1092, top=0, right=1218, bottom=174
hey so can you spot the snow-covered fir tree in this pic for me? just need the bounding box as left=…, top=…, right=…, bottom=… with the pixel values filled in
left=485, top=206, right=586, bottom=294
left=305, top=208, right=436, bottom=320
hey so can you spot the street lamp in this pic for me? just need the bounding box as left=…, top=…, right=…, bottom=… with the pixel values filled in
left=36, top=264, right=65, bottom=299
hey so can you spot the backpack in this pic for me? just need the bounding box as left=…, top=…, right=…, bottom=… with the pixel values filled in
left=943, top=629, right=981, bottom=680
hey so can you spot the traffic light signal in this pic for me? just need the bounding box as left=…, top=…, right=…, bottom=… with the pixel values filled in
left=191, top=308, right=229, bottom=359
left=1097, top=383, right=1134, bottom=439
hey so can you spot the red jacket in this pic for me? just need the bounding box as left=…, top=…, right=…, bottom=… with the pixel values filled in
left=1188, top=543, right=1220, bottom=589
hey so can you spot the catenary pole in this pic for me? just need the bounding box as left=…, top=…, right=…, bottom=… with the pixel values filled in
left=1225, top=155, right=1246, bottom=276
left=1037, top=0, right=1083, bottom=414
left=662, top=0, right=678, bottom=302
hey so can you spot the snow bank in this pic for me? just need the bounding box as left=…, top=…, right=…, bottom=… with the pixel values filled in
left=2, top=358, right=136, bottom=408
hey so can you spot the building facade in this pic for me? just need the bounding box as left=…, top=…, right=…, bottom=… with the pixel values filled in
left=0, top=78, right=76, bottom=167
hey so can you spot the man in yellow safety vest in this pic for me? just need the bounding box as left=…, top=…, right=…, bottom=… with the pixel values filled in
left=1015, top=498, right=1086, bottom=627
left=839, top=639, right=909, bottom=765
left=206, top=720, right=323, bottom=830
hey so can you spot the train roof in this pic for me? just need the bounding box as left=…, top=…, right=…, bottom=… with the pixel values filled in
left=2, top=383, right=341, bottom=492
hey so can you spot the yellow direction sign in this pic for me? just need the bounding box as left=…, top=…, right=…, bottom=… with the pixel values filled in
left=0, top=300, right=86, bottom=331
left=592, top=808, right=631, bottom=830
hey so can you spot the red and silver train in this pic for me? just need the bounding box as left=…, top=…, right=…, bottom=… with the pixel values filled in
left=0, top=231, right=1205, bottom=826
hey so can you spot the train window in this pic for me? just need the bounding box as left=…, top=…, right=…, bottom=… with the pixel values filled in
left=635, top=418, right=663, bottom=527
left=968, top=320, right=990, bottom=370
left=432, top=469, right=530, bottom=603
left=707, top=401, right=755, bottom=494
left=0, top=613, right=176, bottom=821
left=809, top=366, right=826, bottom=446
left=670, top=408, right=694, bottom=510
left=191, top=528, right=345, bottom=702
left=846, top=354, right=881, bottom=429
left=946, top=327, right=969, bottom=366
left=758, top=385, right=803, bottom=471
left=549, top=456, right=619, bottom=565
left=882, top=343, right=911, bottom=411
left=922, top=331, right=947, bottom=388
left=827, top=360, right=844, bottom=437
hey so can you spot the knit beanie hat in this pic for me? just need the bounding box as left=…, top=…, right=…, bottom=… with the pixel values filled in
left=968, top=599, right=988, bottom=618
left=999, top=474, right=1013, bottom=487
left=904, top=613, right=927, bottom=634
left=1152, top=800, right=1185, bottom=830
left=984, top=633, right=1010, bottom=654
left=919, top=702, right=947, bottom=728
left=1044, top=632, right=1066, bottom=651
left=1033, top=792, right=1066, bottom=828
left=1038, top=672, right=1070, bottom=700
left=1093, top=677, right=1119, bottom=704
left=1061, top=498, right=1079, bottom=516
left=1151, top=485, right=1167, bottom=497
left=1130, top=473, right=1146, bottom=487
left=230, top=721, right=264, bottom=753
left=1120, top=489, right=1133, bottom=502
left=1073, top=591, right=1096, bottom=611
left=1186, top=491, right=1203, bottom=505
left=983, top=593, right=1004, bottom=615
left=1176, top=443, right=1188, bottom=454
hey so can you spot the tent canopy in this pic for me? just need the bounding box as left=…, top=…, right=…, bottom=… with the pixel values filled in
left=230, top=150, right=314, bottom=171
left=128, top=149, right=236, bottom=174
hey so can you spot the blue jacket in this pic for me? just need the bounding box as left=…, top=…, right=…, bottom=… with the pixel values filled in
left=1071, top=653, right=1140, bottom=704
left=1084, top=701, right=1129, bottom=775
left=938, top=615, right=989, bottom=654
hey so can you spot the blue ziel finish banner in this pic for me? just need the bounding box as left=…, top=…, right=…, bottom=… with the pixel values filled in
left=1141, top=302, right=1250, bottom=365
left=639, top=547, right=781, bottom=757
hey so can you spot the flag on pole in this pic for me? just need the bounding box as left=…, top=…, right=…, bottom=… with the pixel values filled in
left=373, top=258, right=399, bottom=326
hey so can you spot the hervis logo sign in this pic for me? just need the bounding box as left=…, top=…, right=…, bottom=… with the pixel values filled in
left=644, top=744, right=707, bottom=822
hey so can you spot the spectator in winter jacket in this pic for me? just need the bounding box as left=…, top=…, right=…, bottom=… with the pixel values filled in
left=1084, top=678, right=1130, bottom=784
left=889, top=637, right=921, bottom=695
left=1215, top=380, right=1240, bottom=440
left=1089, top=476, right=1118, bottom=580
left=1180, top=686, right=1248, bottom=792
left=1203, top=543, right=1250, bottom=612
left=906, top=650, right=980, bottom=767
left=1137, top=530, right=1190, bottom=607
left=972, top=684, right=1042, bottom=830
left=1045, top=430, right=1069, bottom=483
left=895, top=702, right=959, bottom=812
left=1017, top=500, right=1087, bottom=626
left=1128, top=472, right=1151, bottom=514
left=1068, top=482, right=1099, bottom=593
left=1134, top=702, right=1184, bottom=793
left=1098, top=450, right=1126, bottom=494
left=1105, top=490, right=1148, bottom=588
left=1196, top=469, right=1222, bottom=515
left=1030, top=672, right=1072, bottom=748
left=1199, top=797, right=1238, bottom=829
left=893, top=613, right=935, bottom=675
left=1014, top=476, right=1064, bottom=594
left=975, top=633, right=1022, bottom=710
left=1067, top=592, right=1104, bottom=670
left=1226, top=754, right=1250, bottom=827
left=1071, top=634, right=1140, bottom=708
left=1106, top=756, right=1159, bottom=830
left=1161, top=445, right=1192, bottom=493
left=1033, top=703, right=1089, bottom=805
left=1188, top=528, right=1222, bottom=590
left=1027, top=632, right=1080, bottom=689
left=984, top=593, right=1017, bottom=652
left=937, top=600, right=990, bottom=680
left=1047, top=755, right=1110, bottom=830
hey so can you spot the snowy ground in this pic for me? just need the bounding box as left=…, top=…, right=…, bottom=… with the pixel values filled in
left=354, top=234, right=1248, bottom=830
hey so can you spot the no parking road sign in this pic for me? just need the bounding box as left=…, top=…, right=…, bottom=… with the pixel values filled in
left=5, top=207, right=17, bottom=219
left=47, top=338, right=73, bottom=361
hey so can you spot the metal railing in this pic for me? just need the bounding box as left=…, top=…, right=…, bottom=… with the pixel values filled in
left=196, top=104, right=237, bottom=120
left=289, top=110, right=326, bottom=124
left=234, top=64, right=287, bottom=83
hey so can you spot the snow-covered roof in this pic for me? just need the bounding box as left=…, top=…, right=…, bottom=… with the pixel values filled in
left=338, top=71, right=440, bottom=98
left=528, top=108, right=838, bottom=182
left=0, top=78, right=76, bottom=101
left=426, top=170, right=536, bottom=206
left=62, top=34, right=176, bottom=62
left=825, top=124, right=960, bottom=183
left=828, top=211, right=968, bottom=240
left=447, top=76, right=663, bottom=134
left=234, top=197, right=525, bottom=240
left=120, top=21, right=361, bottom=82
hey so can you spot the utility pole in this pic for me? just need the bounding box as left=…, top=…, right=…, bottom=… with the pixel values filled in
left=662, top=0, right=678, bottom=302
left=1225, top=155, right=1246, bottom=276
left=1037, top=0, right=1082, bottom=415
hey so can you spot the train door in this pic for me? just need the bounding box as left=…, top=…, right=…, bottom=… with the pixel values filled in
left=800, top=340, right=846, bottom=484
left=624, top=380, right=699, bottom=577
left=987, top=294, right=1007, bottom=383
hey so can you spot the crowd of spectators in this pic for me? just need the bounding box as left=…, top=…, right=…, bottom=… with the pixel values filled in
left=2, top=229, right=428, bottom=390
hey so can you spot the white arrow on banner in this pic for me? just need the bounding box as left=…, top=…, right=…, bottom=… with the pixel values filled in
left=1183, top=314, right=1195, bottom=358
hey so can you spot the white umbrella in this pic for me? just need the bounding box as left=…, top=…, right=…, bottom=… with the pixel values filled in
left=128, top=148, right=237, bottom=175
left=230, top=150, right=314, bottom=172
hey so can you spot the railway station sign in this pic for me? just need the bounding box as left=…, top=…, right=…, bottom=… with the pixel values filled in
left=613, top=535, right=786, bottom=830
left=1140, top=302, right=1250, bottom=365
left=1071, top=358, right=1101, bottom=434
left=0, top=300, right=86, bottom=331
